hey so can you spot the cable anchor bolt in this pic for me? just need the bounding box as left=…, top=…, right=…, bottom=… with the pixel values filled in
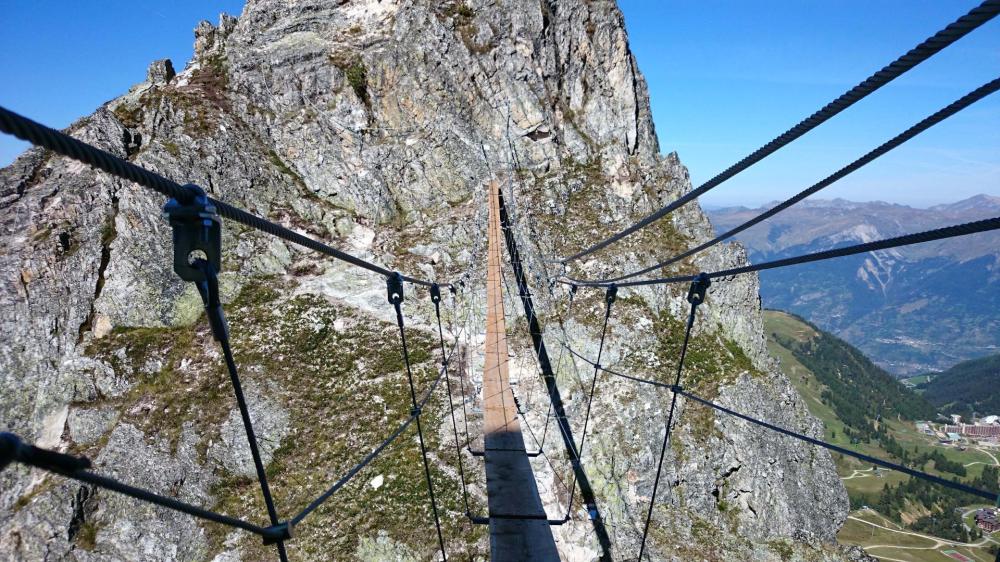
left=162, top=184, right=221, bottom=283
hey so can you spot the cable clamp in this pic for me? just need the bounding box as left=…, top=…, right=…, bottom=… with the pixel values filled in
left=410, top=407, right=422, bottom=417
left=686, top=272, right=711, bottom=306
left=386, top=272, right=404, bottom=304
left=449, top=285, right=457, bottom=295
left=569, top=284, right=577, bottom=296
left=605, top=283, right=617, bottom=306
left=670, top=384, right=683, bottom=393
left=594, top=363, right=602, bottom=371
left=261, top=521, right=294, bottom=545
left=430, top=283, right=441, bottom=304
left=162, top=184, right=221, bottom=283
left=442, top=359, right=449, bottom=368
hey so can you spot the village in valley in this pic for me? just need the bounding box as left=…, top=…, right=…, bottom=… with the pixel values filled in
left=916, top=414, right=1000, bottom=536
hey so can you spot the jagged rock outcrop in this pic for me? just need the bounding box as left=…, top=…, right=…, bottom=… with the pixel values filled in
left=0, top=1, right=864, bottom=560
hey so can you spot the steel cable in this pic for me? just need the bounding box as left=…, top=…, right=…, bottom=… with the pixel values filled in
left=558, top=0, right=1000, bottom=264
left=0, top=105, right=441, bottom=287
left=389, top=277, right=448, bottom=561
left=580, top=77, right=1000, bottom=284
left=637, top=274, right=709, bottom=560
left=568, top=215, right=1000, bottom=288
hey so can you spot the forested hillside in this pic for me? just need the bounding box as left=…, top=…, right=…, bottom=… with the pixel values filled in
left=920, top=353, right=1000, bottom=417
left=766, top=310, right=1000, bottom=559
left=769, top=312, right=937, bottom=438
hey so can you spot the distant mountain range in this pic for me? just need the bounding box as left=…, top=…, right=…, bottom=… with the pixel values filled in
left=707, top=195, right=1000, bottom=375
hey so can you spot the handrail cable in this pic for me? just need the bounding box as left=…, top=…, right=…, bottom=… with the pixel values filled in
left=0, top=432, right=283, bottom=540
left=557, top=0, right=1000, bottom=264
left=496, top=187, right=614, bottom=559
left=576, top=76, right=1000, bottom=284
left=568, top=215, right=1000, bottom=288
left=559, top=344, right=1000, bottom=503
left=0, top=105, right=442, bottom=287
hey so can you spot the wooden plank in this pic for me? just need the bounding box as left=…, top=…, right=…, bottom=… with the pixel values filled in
left=482, top=181, right=560, bottom=561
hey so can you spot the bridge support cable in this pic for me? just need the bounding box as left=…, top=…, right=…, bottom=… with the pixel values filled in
left=557, top=0, right=1000, bottom=265
left=0, top=432, right=286, bottom=540
left=568, top=215, right=1000, bottom=289
left=564, top=284, right=617, bottom=518
left=562, top=344, right=1000, bottom=506
left=0, top=105, right=443, bottom=288
left=388, top=273, right=448, bottom=561
left=637, top=273, right=710, bottom=561
left=576, top=76, right=1000, bottom=285
left=496, top=188, right=613, bottom=561
left=164, top=189, right=290, bottom=561
left=431, top=284, right=473, bottom=516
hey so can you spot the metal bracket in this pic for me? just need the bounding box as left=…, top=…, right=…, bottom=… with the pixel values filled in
left=686, top=272, right=711, bottom=306
left=605, top=283, right=617, bottom=307
left=261, top=521, right=294, bottom=545
left=162, top=184, right=221, bottom=283
left=386, top=272, right=404, bottom=304
left=430, top=283, right=442, bottom=303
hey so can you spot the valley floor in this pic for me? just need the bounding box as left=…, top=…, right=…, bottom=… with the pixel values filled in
left=764, top=311, right=1000, bottom=562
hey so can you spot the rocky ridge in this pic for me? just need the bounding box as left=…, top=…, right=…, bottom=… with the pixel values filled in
left=1, top=1, right=867, bottom=560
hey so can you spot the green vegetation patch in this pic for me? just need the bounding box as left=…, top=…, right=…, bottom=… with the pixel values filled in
left=85, top=276, right=486, bottom=558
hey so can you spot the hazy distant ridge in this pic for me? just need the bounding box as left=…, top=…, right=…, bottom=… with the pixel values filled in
left=707, top=195, right=1000, bottom=375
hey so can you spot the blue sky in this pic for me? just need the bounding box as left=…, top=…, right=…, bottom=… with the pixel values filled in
left=618, top=0, right=1000, bottom=208
left=1, top=1, right=997, bottom=208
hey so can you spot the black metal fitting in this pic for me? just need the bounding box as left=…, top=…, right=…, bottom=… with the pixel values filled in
left=686, top=273, right=711, bottom=306
left=669, top=384, right=683, bottom=394
left=0, top=432, right=91, bottom=474
left=162, top=184, right=221, bottom=283
left=430, top=283, right=441, bottom=304
left=386, top=272, right=404, bottom=304
left=449, top=285, right=457, bottom=295
left=605, top=284, right=617, bottom=307
left=0, top=432, right=21, bottom=472
left=261, top=521, right=294, bottom=545
left=594, top=364, right=602, bottom=371
left=410, top=407, right=422, bottom=417
left=192, top=261, right=230, bottom=343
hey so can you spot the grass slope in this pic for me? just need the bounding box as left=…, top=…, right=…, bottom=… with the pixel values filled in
left=764, top=310, right=1000, bottom=562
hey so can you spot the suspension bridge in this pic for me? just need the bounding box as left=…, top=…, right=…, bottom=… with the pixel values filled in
left=2, top=2, right=1000, bottom=561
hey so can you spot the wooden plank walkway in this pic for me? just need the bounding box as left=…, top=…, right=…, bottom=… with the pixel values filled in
left=482, top=181, right=560, bottom=561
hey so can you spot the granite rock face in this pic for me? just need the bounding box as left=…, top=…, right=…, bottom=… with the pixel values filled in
left=0, top=1, right=860, bottom=560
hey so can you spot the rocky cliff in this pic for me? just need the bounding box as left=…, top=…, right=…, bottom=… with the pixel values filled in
left=0, top=1, right=868, bottom=560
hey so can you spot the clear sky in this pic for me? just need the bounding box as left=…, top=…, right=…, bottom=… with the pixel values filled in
left=1, top=1, right=997, bottom=208
left=0, top=0, right=243, bottom=165
left=618, top=0, right=1000, bottom=208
